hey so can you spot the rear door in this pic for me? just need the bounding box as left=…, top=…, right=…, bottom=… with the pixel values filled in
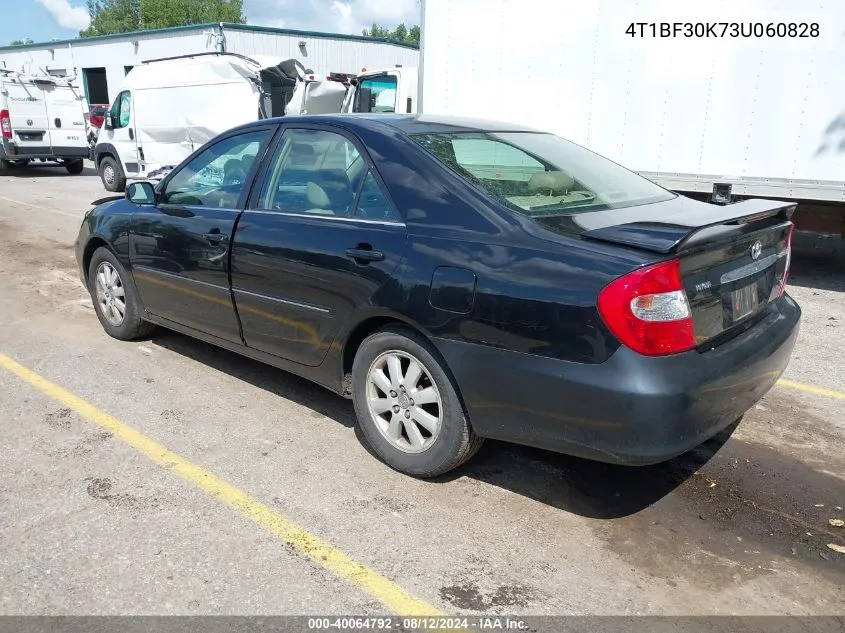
left=43, top=83, right=87, bottom=154
left=4, top=78, right=51, bottom=155
left=230, top=125, right=407, bottom=366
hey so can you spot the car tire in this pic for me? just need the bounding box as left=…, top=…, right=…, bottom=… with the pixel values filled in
left=87, top=246, right=155, bottom=340
left=99, top=156, right=125, bottom=192
left=351, top=325, right=483, bottom=477
left=65, top=159, right=84, bottom=175
left=0, top=159, right=10, bottom=176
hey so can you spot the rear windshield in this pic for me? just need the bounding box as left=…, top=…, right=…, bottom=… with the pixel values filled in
left=412, top=132, right=674, bottom=216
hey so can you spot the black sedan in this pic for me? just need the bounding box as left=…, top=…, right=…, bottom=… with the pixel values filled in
left=75, top=114, right=800, bottom=477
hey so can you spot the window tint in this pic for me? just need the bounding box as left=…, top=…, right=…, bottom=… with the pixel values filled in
left=413, top=132, right=674, bottom=217
left=258, top=129, right=365, bottom=217
left=110, top=91, right=131, bottom=129
left=163, top=130, right=269, bottom=208
left=353, top=171, right=396, bottom=220
left=356, top=75, right=397, bottom=113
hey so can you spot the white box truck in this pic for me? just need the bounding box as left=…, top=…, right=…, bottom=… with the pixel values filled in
left=0, top=69, right=89, bottom=175
left=417, top=0, right=845, bottom=233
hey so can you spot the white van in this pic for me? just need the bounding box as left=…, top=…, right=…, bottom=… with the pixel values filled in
left=0, top=70, right=89, bottom=175
left=93, top=52, right=346, bottom=191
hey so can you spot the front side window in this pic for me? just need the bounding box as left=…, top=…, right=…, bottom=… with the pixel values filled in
left=110, top=91, right=131, bottom=129
left=356, top=75, right=397, bottom=113
left=257, top=129, right=366, bottom=217
left=163, top=130, right=270, bottom=208
left=413, top=132, right=674, bottom=217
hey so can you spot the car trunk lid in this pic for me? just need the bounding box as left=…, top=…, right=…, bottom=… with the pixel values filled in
left=541, top=196, right=795, bottom=349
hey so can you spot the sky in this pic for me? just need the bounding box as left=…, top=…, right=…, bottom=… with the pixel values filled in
left=0, top=0, right=421, bottom=46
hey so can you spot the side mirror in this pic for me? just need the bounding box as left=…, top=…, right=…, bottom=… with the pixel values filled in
left=126, top=181, right=156, bottom=205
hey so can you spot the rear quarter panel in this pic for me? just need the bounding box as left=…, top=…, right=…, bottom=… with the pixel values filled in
left=352, top=121, right=651, bottom=364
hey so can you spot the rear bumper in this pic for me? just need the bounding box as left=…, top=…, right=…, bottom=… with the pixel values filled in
left=434, top=294, right=801, bottom=465
left=1, top=140, right=89, bottom=160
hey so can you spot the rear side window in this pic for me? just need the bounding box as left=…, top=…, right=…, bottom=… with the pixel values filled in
left=257, top=128, right=365, bottom=217
left=353, top=172, right=396, bottom=221
left=413, top=132, right=674, bottom=216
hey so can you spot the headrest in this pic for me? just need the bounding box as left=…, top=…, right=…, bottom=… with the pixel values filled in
left=306, top=181, right=331, bottom=208
left=291, top=142, right=314, bottom=155
left=529, top=171, right=575, bottom=194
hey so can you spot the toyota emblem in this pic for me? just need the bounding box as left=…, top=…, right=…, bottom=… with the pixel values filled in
left=750, top=241, right=762, bottom=260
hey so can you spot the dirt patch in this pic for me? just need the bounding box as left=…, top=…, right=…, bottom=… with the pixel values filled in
left=45, top=407, right=73, bottom=429
left=85, top=476, right=158, bottom=512
left=440, top=582, right=535, bottom=611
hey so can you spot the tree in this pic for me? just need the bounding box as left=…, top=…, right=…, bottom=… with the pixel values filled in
left=140, top=0, right=245, bottom=29
left=81, top=0, right=138, bottom=37
left=362, top=23, right=420, bottom=46
left=80, top=0, right=244, bottom=37
left=10, top=38, right=34, bottom=46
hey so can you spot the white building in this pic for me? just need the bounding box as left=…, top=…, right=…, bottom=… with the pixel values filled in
left=0, top=22, right=419, bottom=107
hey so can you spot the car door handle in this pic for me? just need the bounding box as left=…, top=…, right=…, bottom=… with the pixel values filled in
left=346, top=246, right=384, bottom=262
left=203, top=232, right=228, bottom=245
left=129, top=128, right=135, bottom=140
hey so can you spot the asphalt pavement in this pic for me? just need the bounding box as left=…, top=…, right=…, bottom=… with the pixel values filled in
left=0, top=161, right=843, bottom=617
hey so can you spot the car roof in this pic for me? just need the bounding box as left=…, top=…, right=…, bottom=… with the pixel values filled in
left=239, top=113, right=544, bottom=135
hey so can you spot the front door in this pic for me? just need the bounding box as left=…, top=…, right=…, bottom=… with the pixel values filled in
left=230, top=126, right=407, bottom=366
left=129, top=126, right=275, bottom=342
left=102, top=90, right=139, bottom=176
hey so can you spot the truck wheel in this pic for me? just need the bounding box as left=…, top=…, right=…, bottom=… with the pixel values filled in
left=0, top=159, right=9, bottom=176
left=65, top=159, right=84, bottom=175
left=99, top=156, right=126, bottom=192
left=351, top=325, right=484, bottom=478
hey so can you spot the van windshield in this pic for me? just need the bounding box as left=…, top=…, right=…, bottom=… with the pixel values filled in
left=412, top=132, right=675, bottom=216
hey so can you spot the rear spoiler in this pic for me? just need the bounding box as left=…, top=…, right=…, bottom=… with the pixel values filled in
left=582, top=199, right=796, bottom=254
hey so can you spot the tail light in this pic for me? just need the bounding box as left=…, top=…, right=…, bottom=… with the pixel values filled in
left=773, top=223, right=794, bottom=299
left=598, top=259, right=696, bottom=356
left=1, top=110, right=11, bottom=138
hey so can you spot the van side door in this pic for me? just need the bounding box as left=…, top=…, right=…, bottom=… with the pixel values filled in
left=43, top=83, right=87, bottom=155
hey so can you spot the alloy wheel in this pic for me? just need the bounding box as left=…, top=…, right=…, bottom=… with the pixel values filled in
left=94, top=261, right=126, bottom=326
left=365, top=350, right=443, bottom=453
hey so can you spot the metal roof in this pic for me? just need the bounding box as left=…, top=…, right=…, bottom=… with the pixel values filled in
left=0, top=22, right=419, bottom=53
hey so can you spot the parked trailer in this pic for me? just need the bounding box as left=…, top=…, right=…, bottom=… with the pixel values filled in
left=419, top=0, right=845, bottom=233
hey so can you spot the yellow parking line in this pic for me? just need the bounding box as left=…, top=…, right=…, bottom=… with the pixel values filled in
left=0, top=352, right=442, bottom=616
left=778, top=378, right=845, bottom=402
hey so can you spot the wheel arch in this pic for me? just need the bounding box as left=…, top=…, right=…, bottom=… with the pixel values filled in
left=339, top=313, right=471, bottom=425
left=81, top=235, right=112, bottom=284
left=94, top=143, right=118, bottom=167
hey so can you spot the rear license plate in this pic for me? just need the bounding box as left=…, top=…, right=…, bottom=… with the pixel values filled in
left=18, top=132, right=43, bottom=141
left=731, top=282, right=759, bottom=319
